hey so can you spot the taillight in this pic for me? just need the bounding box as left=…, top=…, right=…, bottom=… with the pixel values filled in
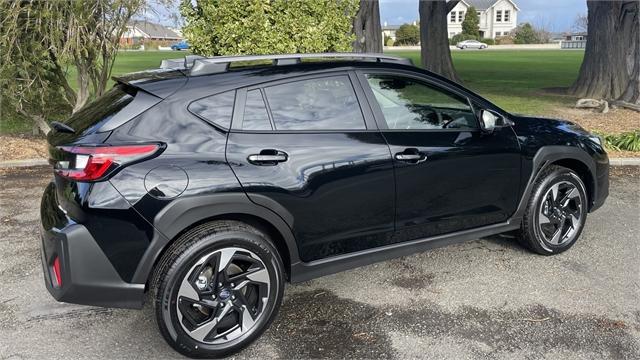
left=54, top=144, right=161, bottom=181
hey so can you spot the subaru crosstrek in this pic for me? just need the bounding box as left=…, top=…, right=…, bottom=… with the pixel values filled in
left=40, top=53, right=609, bottom=358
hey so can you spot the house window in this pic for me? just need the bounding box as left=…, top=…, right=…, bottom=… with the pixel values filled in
left=504, top=10, right=510, bottom=22
left=477, top=11, right=481, bottom=16
left=458, top=11, right=465, bottom=22
left=450, top=12, right=456, bottom=22
left=450, top=32, right=456, bottom=37
left=496, top=32, right=501, bottom=36
left=496, top=10, right=502, bottom=22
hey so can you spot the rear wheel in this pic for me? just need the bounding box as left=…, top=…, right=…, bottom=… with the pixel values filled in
left=519, top=166, right=588, bottom=255
left=151, top=221, right=284, bottom=358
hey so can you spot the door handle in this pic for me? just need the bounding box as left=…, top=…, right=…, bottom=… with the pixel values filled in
left=394, top=149, right=427, bottom=163
left=248, top=150, right=288, bottom=165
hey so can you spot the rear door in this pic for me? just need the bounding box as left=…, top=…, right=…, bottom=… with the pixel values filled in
left=226, top=72, right=396, bottom=262
left=358, top=70, right=521, bottom=242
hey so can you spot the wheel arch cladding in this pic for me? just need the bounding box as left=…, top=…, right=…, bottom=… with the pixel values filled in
left=130, top=193, right=299, bottom=285
left=514, top=146, right=597, bottom=219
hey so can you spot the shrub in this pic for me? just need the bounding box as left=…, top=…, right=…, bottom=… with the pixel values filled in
left=450, top=33, right=478, bottom=45
left=386, top=38, right=395, bottom=47
left=597, top=131, right=640, bottom=152
left=482, top=38, right=495, bottom=45
left=181, top=0, right=359, bottom=55
left=514, top=23, right=541, bottom=44
left=395, top=23, right=420, bottom=45
left=496, top=36, right=515, bottom=45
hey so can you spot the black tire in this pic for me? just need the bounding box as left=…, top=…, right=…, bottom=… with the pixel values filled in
left=150, top=220, right=285, bottom=358
left=519, top=165, right=588, bottom=255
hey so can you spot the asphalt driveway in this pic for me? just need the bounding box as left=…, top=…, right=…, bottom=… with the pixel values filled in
left=1, top=166, right=638, bottom=359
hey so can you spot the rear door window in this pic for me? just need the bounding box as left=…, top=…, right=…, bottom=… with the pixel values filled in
left=263, top=76, right=365, bottom=131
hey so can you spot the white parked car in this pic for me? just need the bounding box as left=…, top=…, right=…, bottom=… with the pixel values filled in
left=456, top=40, right=488, bottom=49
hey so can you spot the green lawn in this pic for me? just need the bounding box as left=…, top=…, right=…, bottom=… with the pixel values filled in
left=2, top=49, right=585, bottom=134
left=386, top=49, right=584, bottom=115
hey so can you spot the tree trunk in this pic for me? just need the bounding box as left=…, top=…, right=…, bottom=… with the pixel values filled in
left=419, top=0, right=461, bottom=83
left=74, top=62, right=91, bottom=113
left=19, top=110, right=51, bottom=135
left=569, top=1, right=639, bottom=104
left=352, top=0, right=382, bottom=53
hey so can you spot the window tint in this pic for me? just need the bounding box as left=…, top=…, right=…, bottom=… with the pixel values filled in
left=189, top=90, right=235, bottom=129
left=242, top=90, right=272, bottom=130
left=264, top=76, right=365, bottom=131
left=365, top=74, right=478, bottom=130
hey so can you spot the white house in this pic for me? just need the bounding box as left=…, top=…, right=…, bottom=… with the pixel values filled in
left=447, top=0, right=520, bottom=39
left=382, top=23, right=401, bottom=41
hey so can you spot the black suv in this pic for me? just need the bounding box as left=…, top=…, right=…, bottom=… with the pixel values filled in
left=40, top=53, right=609, bottom=358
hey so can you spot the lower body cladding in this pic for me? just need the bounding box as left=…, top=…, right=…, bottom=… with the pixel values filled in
left=40, top=213, right=522, bottom=310
left=41, top=224, right=144, bottom=309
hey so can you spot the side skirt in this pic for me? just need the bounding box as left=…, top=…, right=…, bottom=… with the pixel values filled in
left=290, top=219, right=522, bottom=283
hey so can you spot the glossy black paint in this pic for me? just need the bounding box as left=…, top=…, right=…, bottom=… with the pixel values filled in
left=382, top=129, right=522, bottom=241
left=227, top=131, right=396, bottom=262
left=39, top=60, right=609, bottom=309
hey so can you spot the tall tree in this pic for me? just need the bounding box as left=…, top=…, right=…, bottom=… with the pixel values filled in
left=352, top=0, right=382, bottom=52
left=572, top=13, right=588, bottom=33
left=419, top=0, right=460, bottom=83
left=461, top=6, right=479, bottom=37
left=0, top=0, right=143, bottom=133
left=569, top=1, right=639, bottom=104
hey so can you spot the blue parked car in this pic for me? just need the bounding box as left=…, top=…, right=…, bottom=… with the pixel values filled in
left=170, top=40, right=189, bottom=51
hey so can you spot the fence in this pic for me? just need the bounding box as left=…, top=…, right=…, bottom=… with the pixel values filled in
left=561, top=40, right=587, bottom=49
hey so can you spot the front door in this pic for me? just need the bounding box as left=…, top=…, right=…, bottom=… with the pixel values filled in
left=359, top=71, right=521, bottom=242
left=226, top=73, right=396, bottom=262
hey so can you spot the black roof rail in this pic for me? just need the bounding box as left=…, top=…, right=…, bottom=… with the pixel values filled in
left=160, top=53, right=413, bottom=75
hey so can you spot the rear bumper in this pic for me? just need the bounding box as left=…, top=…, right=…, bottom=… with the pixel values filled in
left=41, top=223, right=145, bottom=309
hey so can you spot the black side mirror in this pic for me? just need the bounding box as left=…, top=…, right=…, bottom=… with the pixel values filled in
left=479, top=109, right=511, bottom=132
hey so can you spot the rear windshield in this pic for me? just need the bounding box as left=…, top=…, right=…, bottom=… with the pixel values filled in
left=48, top=85, right=135, bottom=144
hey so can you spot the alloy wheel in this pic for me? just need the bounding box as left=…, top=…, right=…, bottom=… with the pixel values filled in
left=537, top=181, right=583, bottom=246
left=176, top=247, right=271, bottom=344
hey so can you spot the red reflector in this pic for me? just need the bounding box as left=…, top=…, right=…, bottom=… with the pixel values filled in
left=55, top=144, right=160, bottom=181
left=52, top=256, right=62, bottom=287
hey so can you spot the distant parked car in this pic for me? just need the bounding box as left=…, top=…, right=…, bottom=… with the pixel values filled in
left=457, top=40, right=488, bottom=49
left=170, top=41, right=189, bottom=51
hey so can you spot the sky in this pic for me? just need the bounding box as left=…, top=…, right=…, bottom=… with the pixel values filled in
left=380, top=0, right=587, bottom=32
left=147, top=0, right=588, bottom=34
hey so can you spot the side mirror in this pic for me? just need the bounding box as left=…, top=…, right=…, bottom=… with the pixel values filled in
left=479, top=109, right=510, bottom=132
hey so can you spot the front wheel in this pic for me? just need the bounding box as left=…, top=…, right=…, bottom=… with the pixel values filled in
left=519, top=165, right=588, bottom=255
left=151, top=221, right=285, bottom=358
